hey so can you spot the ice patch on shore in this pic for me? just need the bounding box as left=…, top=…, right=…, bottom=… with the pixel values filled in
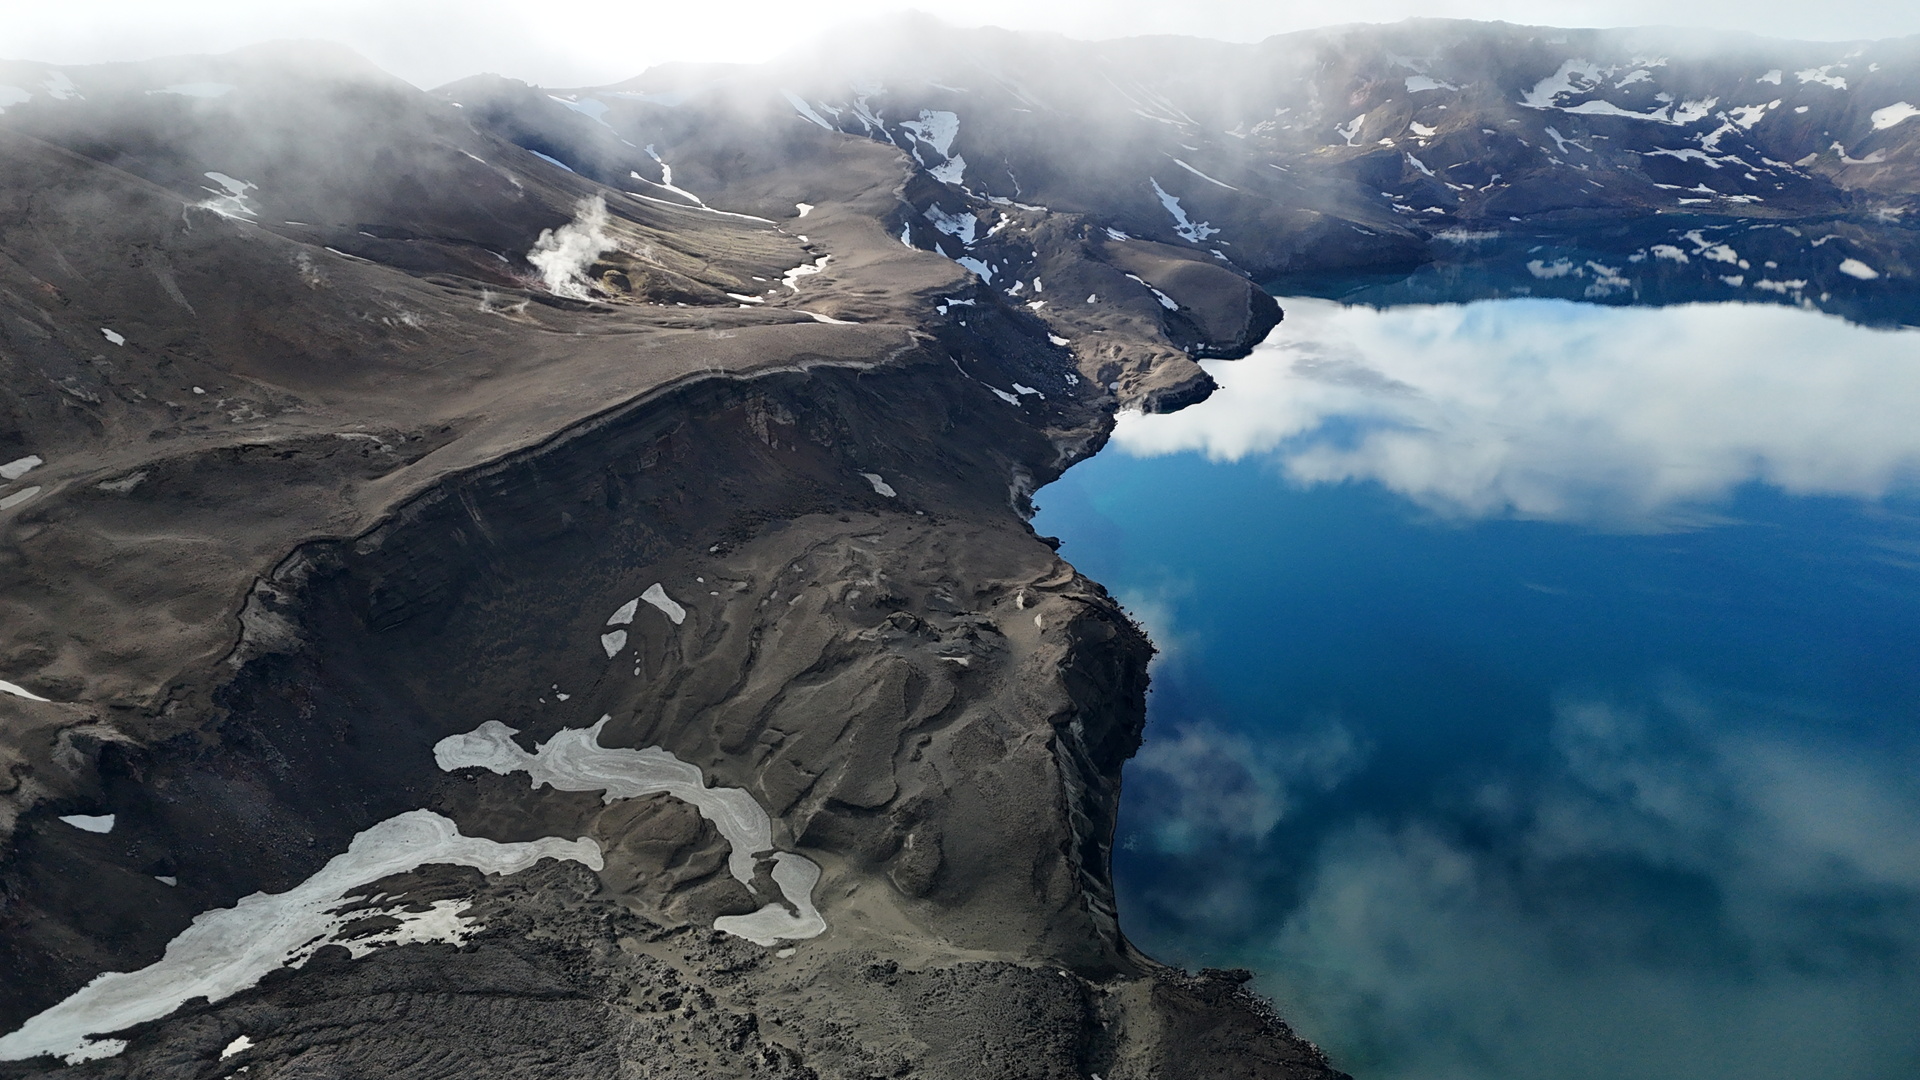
left=434, top=718, right=826, bottom=944
left=0, top=812, right=598, bottom=1064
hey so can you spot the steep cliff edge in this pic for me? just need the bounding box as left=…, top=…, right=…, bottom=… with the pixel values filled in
left=0, top=42, right=1335, bottom=1079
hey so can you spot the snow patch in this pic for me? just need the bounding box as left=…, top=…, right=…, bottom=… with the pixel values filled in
left=41, top=72, right=80, bottom=100
left=1148, top=178, right=1219, bottom=243
left=600, top=630, right=628, bottom=658
left=220, top=1036, right=252, bottom=1059
left=927, top=155, right=966, bottom=184
left=0, top=812, right=598, bottom=1064
left=1405, top=76, right=1458, bottom=93
left=1796, top=66, right=1848, bottom=90
left=0, top=680, right=50, bottom=703
left=1125, top=273, right=1180, bottom=310
left=550, top=95, right=611, bottom=127
left=900, top=109, right=959, bottom=157
left=0, top=455, right=41, bottom=481
left=1871, top=102, right=1920, bottom=130
left=956, top=256, right=994, bottom=283
left=1837, top=259, right=1879, bottom=280
left=197, top=172, right=258, bottom=219
left=781, top=91, right=834, bottom=130
left=782, top=255, right=830, bottom=291
left=59, top=815, right=114, bottom=834
left=860, top=473, right=896, bottom=497
left=1172, top=159, right=1236, bottom=190
left=434, top=718, right=825, bottom=945
left=923, top=204, right=978, bottom=245
left=151, top=83, right=234, bottom=99
left=641, top=583, right=686, bottom=625
left=100, top=328, right=125, bottom=346
left=607, top=599, right=639, bottom=626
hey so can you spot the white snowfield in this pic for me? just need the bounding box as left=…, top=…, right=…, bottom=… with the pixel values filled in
left=58, top=815, right=114, bottom=834
left=860, top=473, right=897, bottom=497
left=1519, top=59, right=1715, bottom=124
left=1871, top=102, right=1919, bottom=130
left=433, top=718, right=827, bottom=946
left=0, top=812, right=599, bottom=1064
left=0, top=679, right=48, bottom=702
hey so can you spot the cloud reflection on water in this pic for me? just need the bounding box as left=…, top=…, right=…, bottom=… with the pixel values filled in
left=1113, top=298, right=1920, bottom=526
left=1264, top=686, right=1920, bottom=1080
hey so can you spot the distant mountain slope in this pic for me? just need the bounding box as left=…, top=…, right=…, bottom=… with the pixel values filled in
left=450, top=17, right=1918, bottom=321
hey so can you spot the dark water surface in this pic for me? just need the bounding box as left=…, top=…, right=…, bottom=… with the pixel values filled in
left=1033, top=297, right=1920, bottom=1080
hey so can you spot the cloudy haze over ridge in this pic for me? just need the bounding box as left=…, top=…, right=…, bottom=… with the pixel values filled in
left=6, top=0, right=1919, bottom=89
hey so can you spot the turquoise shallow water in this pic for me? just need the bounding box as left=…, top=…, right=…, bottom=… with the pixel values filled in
left=1033, top=297, right=1920, bottom=1080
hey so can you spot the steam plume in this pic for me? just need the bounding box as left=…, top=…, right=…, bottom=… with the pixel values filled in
left=527, top=195, right=616, bottom=299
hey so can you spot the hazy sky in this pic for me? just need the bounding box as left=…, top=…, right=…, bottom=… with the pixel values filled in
left=5, top=0, right=1915, bottom=89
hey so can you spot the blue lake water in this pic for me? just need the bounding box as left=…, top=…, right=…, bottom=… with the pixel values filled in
left=1033, top=297, right=1920, bottom=1080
